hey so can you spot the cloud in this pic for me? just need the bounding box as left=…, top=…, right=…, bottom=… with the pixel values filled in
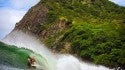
left=0, top=8, right=26, bottom=39
left=10, top=0, right=40, bottom=10
left=109, top=0, right=125, bottom=6
left=0, top=0, right=40, bottom=39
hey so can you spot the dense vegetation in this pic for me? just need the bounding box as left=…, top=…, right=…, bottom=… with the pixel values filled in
left=40, top=0, right=125, bottom=68
left=63, top=23, right=125, bottom=68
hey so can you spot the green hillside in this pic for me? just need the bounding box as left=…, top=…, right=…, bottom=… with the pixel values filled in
left=39, top=0, right=125, bottom=68
left=13, top=0, right=125, bottom=69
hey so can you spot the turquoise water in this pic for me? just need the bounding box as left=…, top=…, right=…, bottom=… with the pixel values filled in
left=1, top=30, right=113, bottom=70
left=0, top=42, right=46, bottom=69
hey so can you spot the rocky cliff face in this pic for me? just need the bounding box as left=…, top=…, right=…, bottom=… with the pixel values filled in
left=15, top=2, right=48, bottom=33
left=13, top=0, right=125, bottom=68
left=14, top=1, right=73, bottom=53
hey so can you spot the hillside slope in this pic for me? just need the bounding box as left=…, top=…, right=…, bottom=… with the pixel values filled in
left=14, top=0, right=125, bottom=69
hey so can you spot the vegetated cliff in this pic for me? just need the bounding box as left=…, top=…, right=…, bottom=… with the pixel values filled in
left=14, top=0, right=125, bottom=69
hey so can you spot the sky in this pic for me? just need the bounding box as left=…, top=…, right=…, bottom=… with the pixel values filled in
left=0, top=0, right=40, bottom=39
left=0, top=0, right=125, bottom=39
left=109, top=0, right=125, bottom=6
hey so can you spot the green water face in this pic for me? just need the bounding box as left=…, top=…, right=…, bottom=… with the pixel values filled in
left=0, top=42, right=46, bottom=69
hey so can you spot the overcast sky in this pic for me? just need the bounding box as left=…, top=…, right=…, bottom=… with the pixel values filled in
left=0, top=0, right=125, bottom=39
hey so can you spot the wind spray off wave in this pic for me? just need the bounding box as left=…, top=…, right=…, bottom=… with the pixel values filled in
left=2, top=30, right=56, bottom=70
left=2, top=30, right=113, bottom=70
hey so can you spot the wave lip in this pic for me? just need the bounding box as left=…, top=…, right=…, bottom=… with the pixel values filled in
left=2, top=30, right=113, bottom=70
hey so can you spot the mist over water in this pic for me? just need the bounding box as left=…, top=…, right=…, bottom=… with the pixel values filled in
left=0, top=65, right=23, bottom=70
left=2, top=30, right=113, bottom=70
left=2, top=30, right=56, bottom=70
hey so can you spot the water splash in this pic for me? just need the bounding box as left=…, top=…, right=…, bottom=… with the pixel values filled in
left=2, top=30, right=56, bottom=70
left=56, top=55, right=112, bottom=70
left=2, top=30, right=113, bottom=70
left=0, top=65, right=23, bottom=70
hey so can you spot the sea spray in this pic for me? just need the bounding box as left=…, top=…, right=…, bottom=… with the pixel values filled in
left=56, top=55, right=112, bottom=70
left=0, top=65, right=23, bottom=70
left=2, top=30, right=56, bottom=70
left=2, top=30, right=113, bottom=70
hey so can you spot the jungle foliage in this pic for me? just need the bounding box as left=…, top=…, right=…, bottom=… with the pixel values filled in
left=41, top=0, right=125, bottom=68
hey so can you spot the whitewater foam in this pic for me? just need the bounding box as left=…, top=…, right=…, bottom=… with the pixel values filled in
left=0, top=65, right=23, bottom=70
left=2, top=30, right=113, bottom=70
left=2, top=30, right=56, bottom=70
left=56, top=55, right=112, bottom=70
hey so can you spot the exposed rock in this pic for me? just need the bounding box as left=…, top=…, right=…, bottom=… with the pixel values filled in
left=15, top=1, right=48, bottom=34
